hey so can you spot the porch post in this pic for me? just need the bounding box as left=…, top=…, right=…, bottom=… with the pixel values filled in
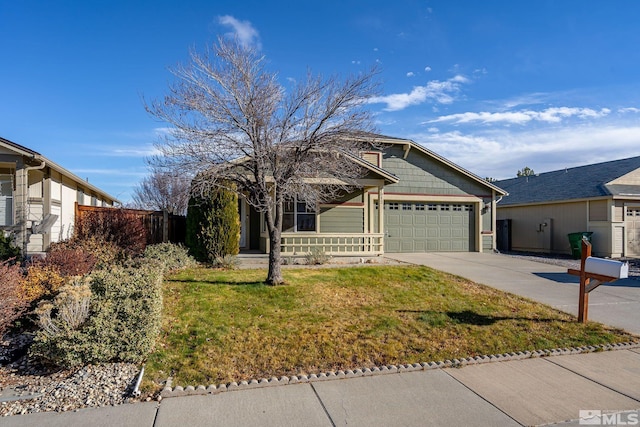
left=378, top=185, right=384, bottom=234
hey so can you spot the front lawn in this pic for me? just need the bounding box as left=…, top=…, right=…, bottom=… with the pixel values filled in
left=145, top=265, right=636, bottom=389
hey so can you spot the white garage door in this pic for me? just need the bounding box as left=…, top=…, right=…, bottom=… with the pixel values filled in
left=383, top=202, right=475, bottom=253
left=627, top=207, right=640, bottom=256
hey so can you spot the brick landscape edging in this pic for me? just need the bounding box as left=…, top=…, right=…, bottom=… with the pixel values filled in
left=159, top=341, right=640, bottom=398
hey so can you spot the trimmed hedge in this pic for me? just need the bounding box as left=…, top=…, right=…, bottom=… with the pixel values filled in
left=143, top=243, right=197, bottom=274
left=30, top=262, right=163, bottom=368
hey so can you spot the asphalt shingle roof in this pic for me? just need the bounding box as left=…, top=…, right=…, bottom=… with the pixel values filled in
left=495, top=156, right=640, bottom=206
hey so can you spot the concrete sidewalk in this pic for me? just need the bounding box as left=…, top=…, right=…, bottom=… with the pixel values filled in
left=3, top=252, right=640, bottom=426
left=3, top=348, right=640, bottom=426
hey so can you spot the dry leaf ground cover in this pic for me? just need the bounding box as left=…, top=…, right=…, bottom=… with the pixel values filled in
left=145, top=265, right=636, bottom=390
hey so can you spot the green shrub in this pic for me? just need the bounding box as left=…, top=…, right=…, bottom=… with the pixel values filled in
left=0, top=233, right=21, bottom=261
left=305, top=248, right=331, bottom=265
left=143, top=242, right=197, bottom=273
left=213, top=254, right=238, bottom=270
left=30, top=263, right=163, bottom=368
left=186, top=184, right=240, bottom=264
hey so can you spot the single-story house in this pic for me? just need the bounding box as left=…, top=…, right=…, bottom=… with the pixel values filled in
left=239, top=135, right=507, bottom=255
left=0, top=136, right=119, bottom=256
left=495, top=156, right=640, bottom=258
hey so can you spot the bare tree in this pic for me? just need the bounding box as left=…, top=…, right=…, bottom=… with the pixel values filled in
left=131, top=170, right=190, bottom=215
left=146, top=37, right=379, bottom=284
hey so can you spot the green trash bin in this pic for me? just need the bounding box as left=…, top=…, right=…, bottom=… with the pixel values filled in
left=567, top=232, right=593, bottom=259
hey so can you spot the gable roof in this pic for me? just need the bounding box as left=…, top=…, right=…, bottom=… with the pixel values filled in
left=496, top=156, right=640, bottom=206
left=0, top=136, right=119, bottom=204
left=362, top=133, right=507, bottom=196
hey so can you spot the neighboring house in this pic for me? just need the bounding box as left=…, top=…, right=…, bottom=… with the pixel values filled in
left=0, top=136, right=119, bottom=256
left=239, top=135, right=507, bottom=255
left=495, top=156, right=640, bottom=258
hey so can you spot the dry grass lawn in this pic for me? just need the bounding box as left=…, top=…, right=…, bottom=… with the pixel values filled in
left=144, top=265, right=636, bottom=390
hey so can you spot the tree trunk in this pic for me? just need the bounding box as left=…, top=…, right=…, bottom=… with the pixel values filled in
left=266, top=226, right=283, bottom=285
left=265, top=192, right=284, bottom=285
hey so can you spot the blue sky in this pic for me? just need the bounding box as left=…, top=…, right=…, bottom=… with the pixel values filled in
left=2, top=1, right=640, bottom=203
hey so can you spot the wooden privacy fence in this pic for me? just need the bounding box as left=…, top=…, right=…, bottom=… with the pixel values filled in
left=75, top=204, right=186, bottom=244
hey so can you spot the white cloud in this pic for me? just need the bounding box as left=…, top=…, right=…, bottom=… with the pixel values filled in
left=406, top=72, right=415, bottom=77
left=368, top=75, right=469, bottom=111
left=424, top=66, right=432, bottom=72
left=619, top=107, right=640, bottom=114
left=409, top=124, right=640, bottom=180
left=430, top=107, right=611, bottom=125
left=218, top=15, right=261, bottom=49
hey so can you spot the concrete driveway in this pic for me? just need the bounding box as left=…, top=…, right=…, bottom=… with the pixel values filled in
left=385, top=252, right=640, bottom=335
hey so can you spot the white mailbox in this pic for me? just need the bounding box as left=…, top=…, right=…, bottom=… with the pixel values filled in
left=584, top=257, right=629, bottom=279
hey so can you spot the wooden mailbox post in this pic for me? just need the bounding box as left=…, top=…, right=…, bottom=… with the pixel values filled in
left=567, top=238, right=629, bottom=323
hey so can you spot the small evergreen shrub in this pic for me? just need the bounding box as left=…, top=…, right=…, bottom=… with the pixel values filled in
left=30, top=263, right=163, bottom=368
left=186, top=185, right=240, bottom=264
left=213, top=254, right=238, bottom=270
left=0, top=260, right=28, bottom=336
left=305, top=248, right=331, bottom=265
left=143, top=243, right=197, bottom=273
left=0, top=233, right=21, bottom=261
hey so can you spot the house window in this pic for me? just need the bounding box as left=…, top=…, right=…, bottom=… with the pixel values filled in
left=427, top=204, right=437, bottom=211
left=453, top=204, right=463, bottom=211
left=402, top=203, right=412, bottom=211
left=91, top=195, right=97, bottom=206
left=77, top=188, right=84, bottom=205
left=464, top=205, right=473, bottom=212
left=0, top=175, right=14, bottom=226
left=441, top=204, right=451, bottom=211
left=415, top=203, right=425, bottom=211
left=387, top=202, right=399, bottom=210
left=283, top=198, right=316, bottom=232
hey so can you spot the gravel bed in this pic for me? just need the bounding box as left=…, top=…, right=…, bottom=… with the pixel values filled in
left=0, top=333, right=143, bottom=417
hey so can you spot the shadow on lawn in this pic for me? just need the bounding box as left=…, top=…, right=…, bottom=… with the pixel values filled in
left=398, top=309, right=567, bottom=326
left=167, top=278, right=266, bottom=287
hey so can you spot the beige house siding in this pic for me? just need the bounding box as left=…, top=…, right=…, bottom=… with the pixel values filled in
left=0, top=138, right=118, bottom=255
left=497, top=201, right=588, bottom=255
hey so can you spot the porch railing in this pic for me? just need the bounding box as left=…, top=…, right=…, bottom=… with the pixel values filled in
left=280, top=233, right=384, bottom=256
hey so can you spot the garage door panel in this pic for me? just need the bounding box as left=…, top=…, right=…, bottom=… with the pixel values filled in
left=384, top=202, right=475, bottom=253
left=440, top=216, right=451, bottom=225
left=401, top=241, right=414, bottom=251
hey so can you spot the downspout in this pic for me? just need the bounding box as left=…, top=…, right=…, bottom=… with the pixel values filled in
left=21, top=156, right=46, bottom=256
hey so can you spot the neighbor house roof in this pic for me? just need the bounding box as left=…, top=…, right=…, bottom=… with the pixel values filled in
left=0, top=136, right=120, bottom=204
left=496, top=156, right=640, bottom=206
